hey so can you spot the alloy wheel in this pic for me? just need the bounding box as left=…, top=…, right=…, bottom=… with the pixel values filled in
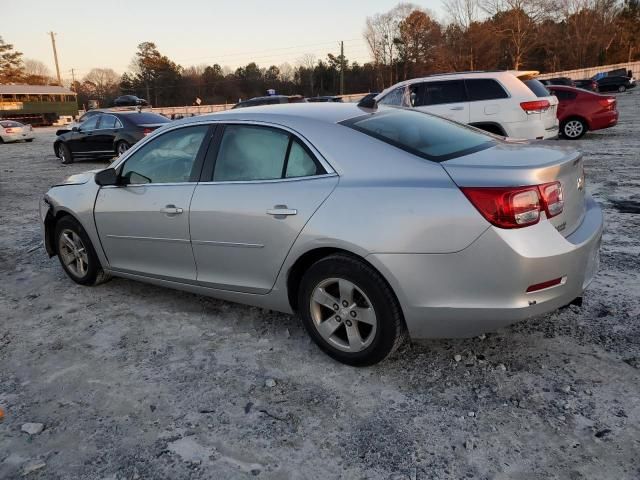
left=117, top=142, right=129, bottom=155
left=309, top=277, right=377, bottom=353
left=564, top=120, right=584, bottom=139
left=58, top=229, right=89, bottom=278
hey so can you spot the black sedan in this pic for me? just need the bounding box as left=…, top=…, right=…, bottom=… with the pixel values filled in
left=596, top=75, right=636, bottom=93
left=113, top=95, right=149, bottom=107
left=53, top=111, right=170, bottom=164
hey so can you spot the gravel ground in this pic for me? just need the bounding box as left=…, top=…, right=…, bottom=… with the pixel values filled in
left=1, top=91, right=639, bottom=480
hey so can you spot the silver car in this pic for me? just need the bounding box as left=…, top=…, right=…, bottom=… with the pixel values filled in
left=0, top=120, right=35, bottom=143
left=40, top=104, right=603, bottom=365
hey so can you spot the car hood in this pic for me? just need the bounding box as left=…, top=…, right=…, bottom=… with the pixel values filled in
left=53, top=169, right=101, bottom=187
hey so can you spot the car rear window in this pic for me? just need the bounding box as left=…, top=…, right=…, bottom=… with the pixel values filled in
left=1, top=121, right=21, bottom=127
left=465, top=79, right=509, bottom=101
left=340, top=108, right=495, bottom=162
left=125, top=113, right=171, bottom=125
left=524, top=80, right=551, bottom=98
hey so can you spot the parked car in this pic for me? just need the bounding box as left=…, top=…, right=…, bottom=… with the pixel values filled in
left=233, top=95, right=305, bottom=109
left=113, top=95, right=149, bottom=107
left=307, top=96, right=344, bottom=103
left=0, top=120, right=35, bottom=143
left=540, top=77, right=575, bottom=87
left=41, top=103, right=602, bottom=365
left=547, top=85, right=618, bottom=139
left=573, top=79, right=599, bottom=92
left=595, top=75, right=636, bottom=93
left=375, top=71, right=559, bottom=139
left=53, top=111, right=170, bottom=163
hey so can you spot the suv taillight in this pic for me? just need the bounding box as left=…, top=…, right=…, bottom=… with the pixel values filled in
left=520, top=100, right=550, bottom=114
left=143, top=127, right=153, bottom=136
left=461, top=181, right=563, bottom=229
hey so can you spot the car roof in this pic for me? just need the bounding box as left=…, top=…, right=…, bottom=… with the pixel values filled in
left=176, top=102, right=368, bottom=126
left=382, top=70, right=539, bottom=89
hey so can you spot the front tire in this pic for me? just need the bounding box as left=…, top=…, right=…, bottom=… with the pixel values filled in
left=25, top=139, right=34, bottom=143
left=60, top=143, right=74, bottom=164
left=298, top=254, right=406, bottom=366
left=55, top=216, right=110, bottom=286
left=561, top=118, right=587, bottom=139
left=618, top=85, right=626, bottom=93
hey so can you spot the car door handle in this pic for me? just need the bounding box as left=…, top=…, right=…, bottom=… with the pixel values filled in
left=449, top=106, right=464, bottom=111
left=160, top=205, right=183, bottom=215
left=267, top=205, right=297, bottom=217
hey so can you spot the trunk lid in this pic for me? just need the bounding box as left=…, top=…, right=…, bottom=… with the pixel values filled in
left=443, top=141, right=586, bottom=237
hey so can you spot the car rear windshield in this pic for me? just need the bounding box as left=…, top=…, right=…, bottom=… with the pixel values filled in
left=524, top=80, right=551, bottom=98
left=125, top=112, right=171, bottom=125
left=0, top=120, right=22, bottom=127
left=340, top=108, right=495, bottom=162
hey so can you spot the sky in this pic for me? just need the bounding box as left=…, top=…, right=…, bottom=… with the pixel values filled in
left=3, top=0, right=446, bottom=82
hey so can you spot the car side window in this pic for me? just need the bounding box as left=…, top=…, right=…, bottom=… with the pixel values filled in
left=99, top=115, right=118, bottom=129
left=119, top=125, right=209, bottom=184
left=378, top=87, right=405, bottom=106
left=80, top=115, right=100, bottom=131
left=213, top=125, right=324, bottom=182
left=466, top=79, right=509, bottom=101
left=423, top=80, right=467, bottom=105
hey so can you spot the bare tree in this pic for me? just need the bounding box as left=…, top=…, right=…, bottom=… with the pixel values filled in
left=278, top=62, right=294, bottom=82
left=23, top=59, right=51, bottom=78
left=298, top=53, right=317, bottom=94
left=443, top=0, right=483, bottom=69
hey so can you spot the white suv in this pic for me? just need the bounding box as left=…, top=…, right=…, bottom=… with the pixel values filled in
left=375, top=71, right=559, bottom=140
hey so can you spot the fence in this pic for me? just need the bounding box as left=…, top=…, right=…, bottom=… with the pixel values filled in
left=537, top=61, right=640, bottom=80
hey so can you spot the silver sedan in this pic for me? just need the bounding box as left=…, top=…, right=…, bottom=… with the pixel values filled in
left=40, top=103, right=603, bottom=365
left=0, top=120, right=35, bottom=143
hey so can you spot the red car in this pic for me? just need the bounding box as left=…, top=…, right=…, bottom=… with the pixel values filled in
left=547, top=85, right=618, bottom=139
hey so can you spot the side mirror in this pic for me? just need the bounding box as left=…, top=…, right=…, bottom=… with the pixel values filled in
left=72, top=126, right=79, bottom=132
left=357, top=93, right=379, bottom=109
left=95, top=168, right=118, bottom=186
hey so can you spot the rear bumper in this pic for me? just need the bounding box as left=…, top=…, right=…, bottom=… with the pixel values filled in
left=503, top=120, right=558, bottom=140
left=1, top=132, right=34, bottom=142
left=368, top=195, right=603, bottom=338
left=589, top=110, right=618, bottom=131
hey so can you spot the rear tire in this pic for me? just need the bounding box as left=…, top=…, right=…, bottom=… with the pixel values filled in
left=298, top=254, right=406, bottom=366
left=618, top=85, right=626, bottom=93
left=26, top=139, right=34, bottom=143
left=561, top=118, right=587, bottom=139
left=55, top=216, right=110, bottom=286
left=116, top=141, right=130, bottom=156
left=60, top=143, right=74, bottom=164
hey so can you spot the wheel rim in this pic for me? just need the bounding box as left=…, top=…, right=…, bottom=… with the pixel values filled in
left=118, top=143, right=128, bottom=155
left=60, top=148, right=67, bottom=162
left=58, top=229, right=89, bottom=278
left=564, top=120, right=584, bottom=138
left=309, top=277, right=377, bottom=353
left=618, top=86, right=625, bottom=92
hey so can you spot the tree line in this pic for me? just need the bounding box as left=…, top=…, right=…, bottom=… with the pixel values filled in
left=1, top=0, right=638, bottom=108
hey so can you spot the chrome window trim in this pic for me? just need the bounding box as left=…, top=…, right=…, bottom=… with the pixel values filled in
left=109, top=119, right=336, bottom=175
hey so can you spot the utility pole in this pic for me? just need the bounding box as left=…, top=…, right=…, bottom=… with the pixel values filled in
left=340, top=41, right=345, bottom=95
left=48, top=32, right=62, bottom=86
left=70, top=69, right=76, bottom=90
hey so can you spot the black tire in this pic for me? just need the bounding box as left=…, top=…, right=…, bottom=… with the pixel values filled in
left=60, top=143, right=74, bottom=164
left=298, top=254, right=406, bottom=366
left=26, top=139, right=34, bottom=142
left=55, top=216, right=110, bottom=286
left=560, top=118, right=587, bottom=139
left=618, top=85, right=626, bottom=93
left=116, top=140, right=130, bottom=156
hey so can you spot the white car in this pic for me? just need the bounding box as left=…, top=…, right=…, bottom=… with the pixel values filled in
left=375, top=71, right=559, bottom=140
left=0, top=120, right=35, bottom=143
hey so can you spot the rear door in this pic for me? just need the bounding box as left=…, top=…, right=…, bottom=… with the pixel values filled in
left=465, top=78, right=512, bottom=131
left=415, top=80, right=470, bottom=124
left=190, top=123, right=338, bottom=294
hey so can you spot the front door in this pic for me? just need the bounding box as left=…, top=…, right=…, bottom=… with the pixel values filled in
left=68, top=114, right=100, bottom=154
left=94, top=124, right=212, bottom=281
left=190, top=124, right=338, bottom=293
left=90, top=114, right=120, bottom=156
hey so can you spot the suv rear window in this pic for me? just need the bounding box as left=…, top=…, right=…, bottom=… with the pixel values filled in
left=524, top=79, right=551, bottom=98
left=340, top=109, right=495, bottom=162
left=465, top=79, right=509, bottom=101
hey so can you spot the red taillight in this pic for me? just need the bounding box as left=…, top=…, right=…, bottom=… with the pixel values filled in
left=526, top=277, right=563, bottom=293
left=539, top=181, right=564, bottom=218
left=143, top=127, right=153, bottom=136
left=461, top=186, right=541, bottom=229
left=5, top=128, right=14, bottom=134
left=598, top=98, right=615, bottom=110
left=462, top=182, right=564, bottom=229
left=520, top=100, right=550, bottom=114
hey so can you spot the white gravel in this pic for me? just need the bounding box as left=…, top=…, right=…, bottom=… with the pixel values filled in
left=1, top=90, right=639, bottom=479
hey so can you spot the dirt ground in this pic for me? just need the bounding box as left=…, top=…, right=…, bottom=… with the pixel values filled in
left=1, top=91, right=639, bottom=480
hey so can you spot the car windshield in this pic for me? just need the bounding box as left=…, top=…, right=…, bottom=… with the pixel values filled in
left=340, top=108, right=495, bottom=162
left=125, top=113, right=171, bottom=125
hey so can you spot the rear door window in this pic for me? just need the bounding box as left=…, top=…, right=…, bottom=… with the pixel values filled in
left=524, top=80, right=551, bottom=98
left=423, top=80, right=467, bottom=105
left=466, top=79, right=510, bottom=101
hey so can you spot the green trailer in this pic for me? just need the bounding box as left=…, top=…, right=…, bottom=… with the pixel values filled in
left=0, top=85, right=78, bottom=126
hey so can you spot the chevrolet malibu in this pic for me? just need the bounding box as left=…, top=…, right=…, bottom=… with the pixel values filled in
left=40, top=104, right=603, bottom=365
